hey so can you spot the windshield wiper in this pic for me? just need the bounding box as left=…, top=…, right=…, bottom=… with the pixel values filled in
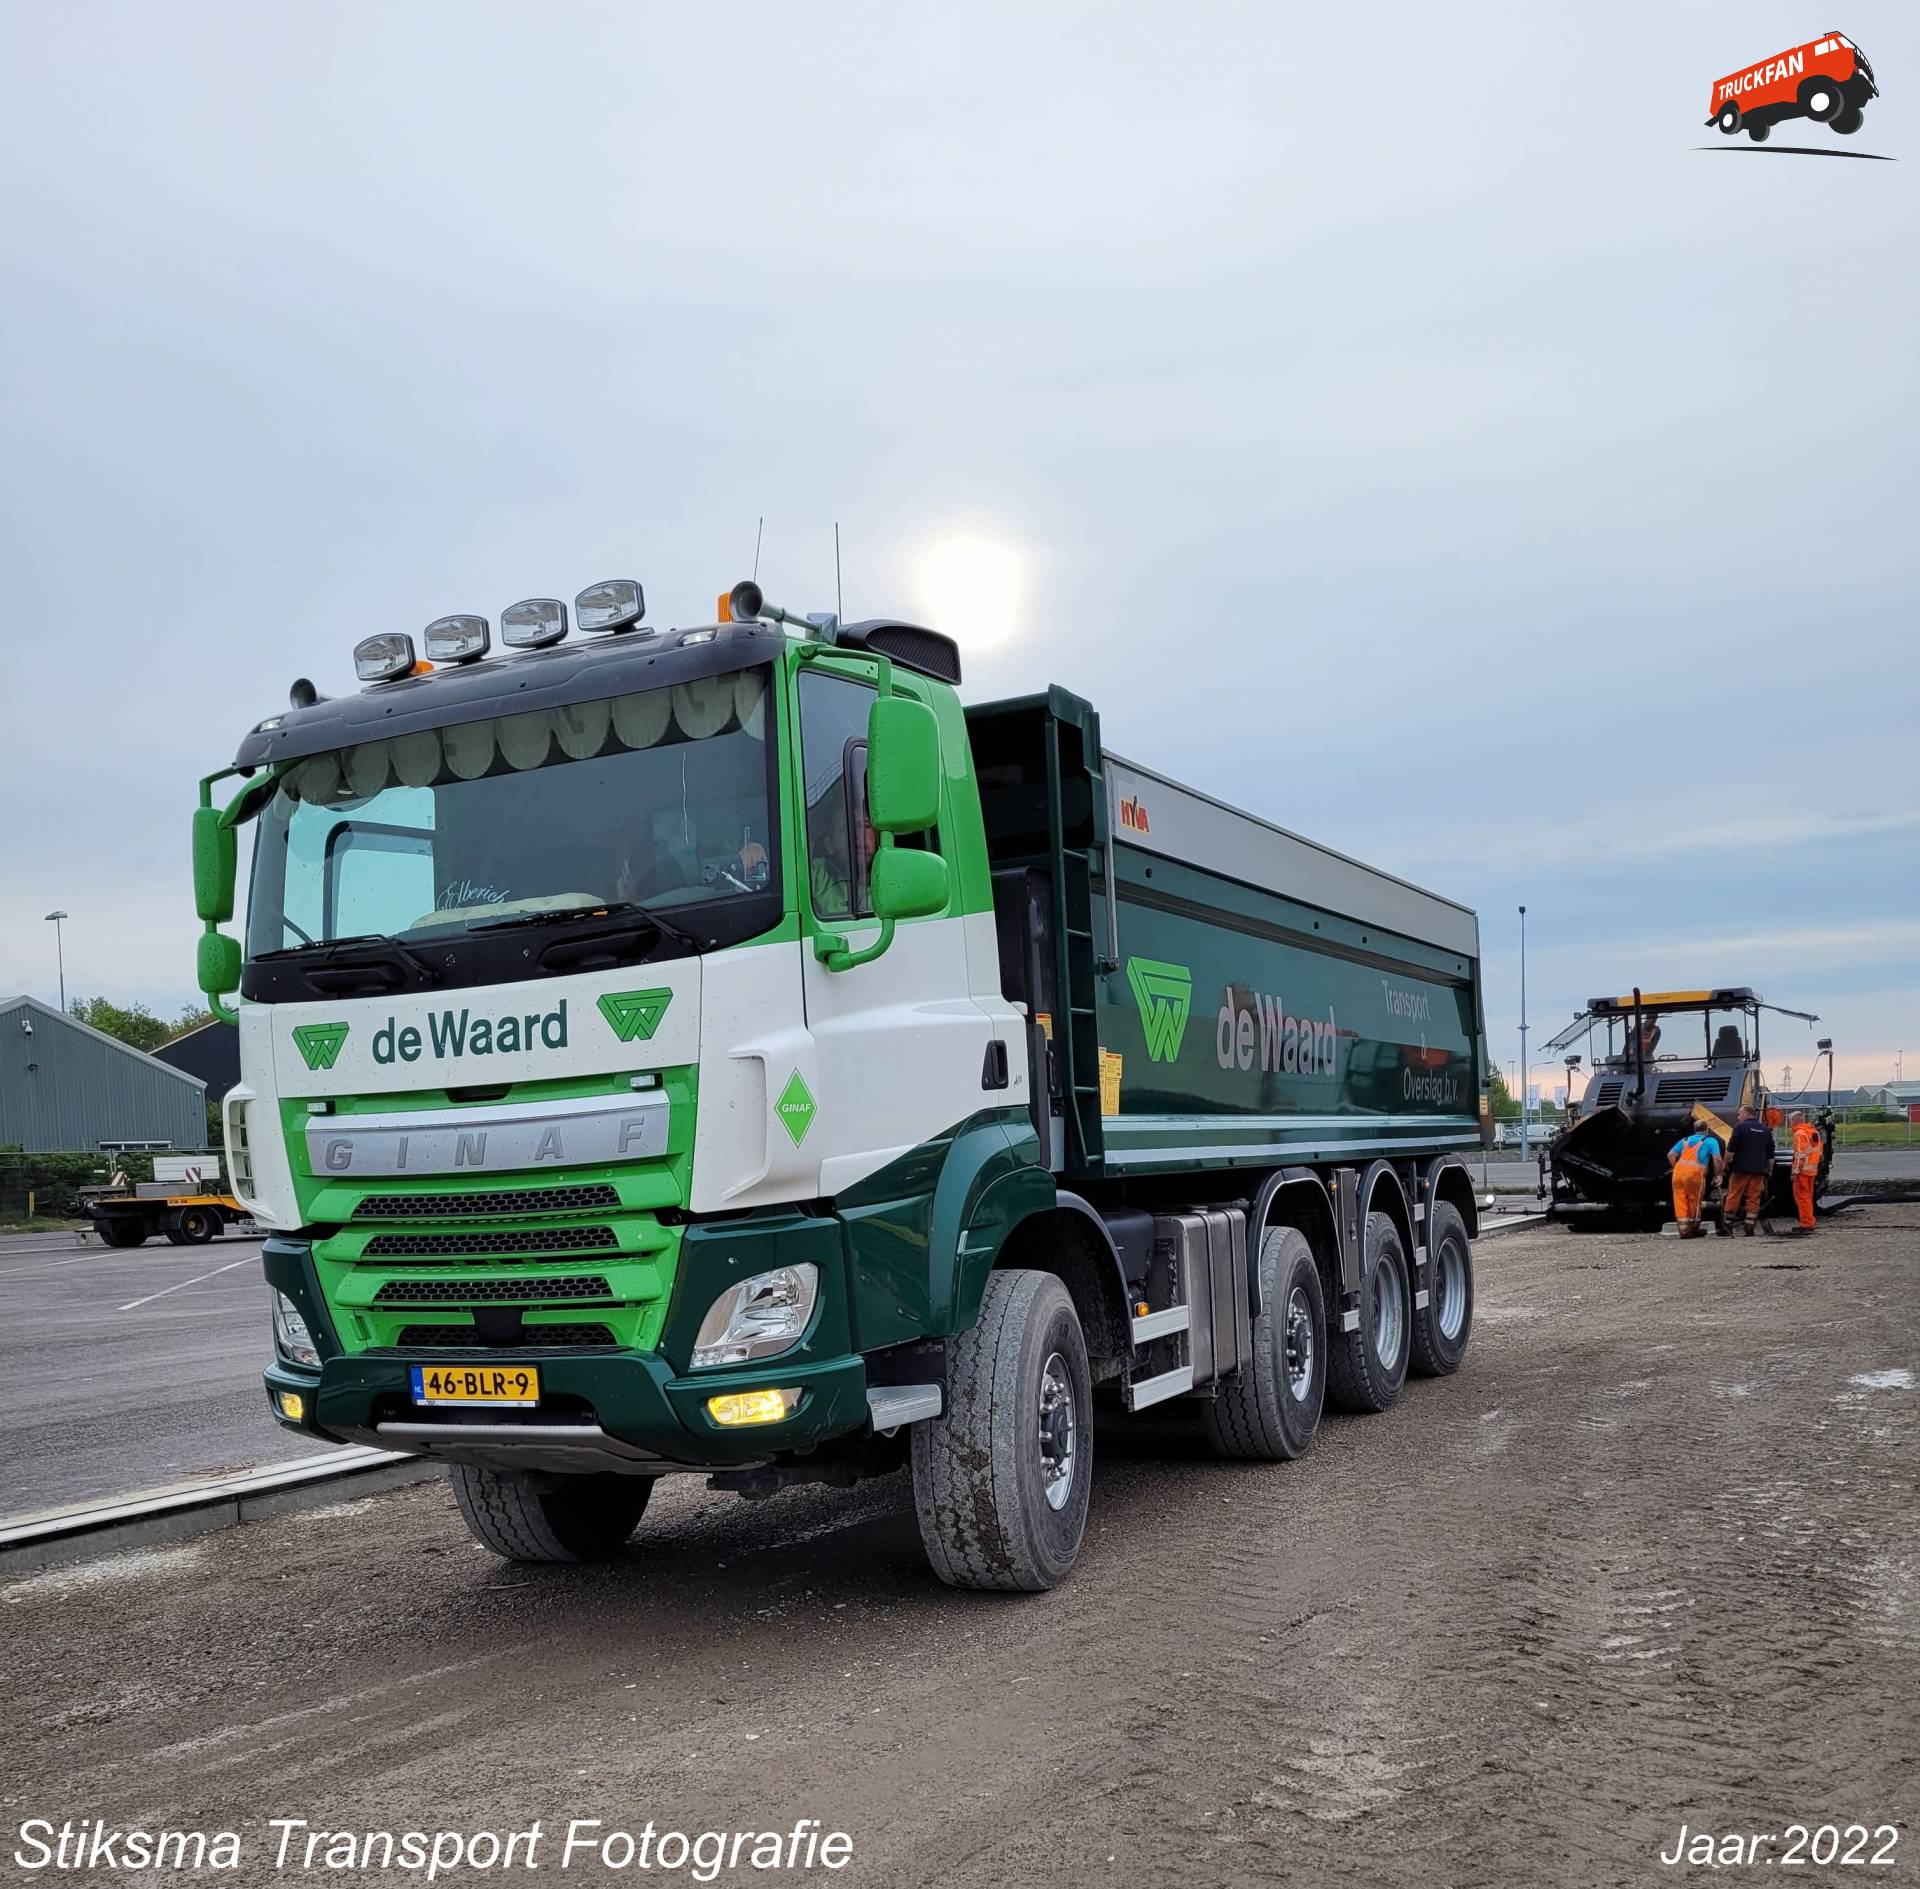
left=257, top=932, right=444, bottom=987
left=469, top=901, right=704, bottom=954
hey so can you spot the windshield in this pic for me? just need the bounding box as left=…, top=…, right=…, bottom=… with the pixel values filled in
left=246, top=667, right=777, bottom=961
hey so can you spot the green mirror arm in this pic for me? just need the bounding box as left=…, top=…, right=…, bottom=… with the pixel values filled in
left=816, top=915, right=896, bottom=973
left=203, top=978, right=240, bottom=1028
left=794, top=640, right=893, bottom=699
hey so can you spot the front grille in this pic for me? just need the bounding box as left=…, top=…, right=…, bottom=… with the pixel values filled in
left=373, top=1275, right=613, bottom=1306
left=362, top=1226, right=619, bottom=1258
left=355, top=1183, right=621, bottom=1221
left=394, top=1322, right=618, bottom=1350
left=1655, top=1073, right=1735, bottom=1103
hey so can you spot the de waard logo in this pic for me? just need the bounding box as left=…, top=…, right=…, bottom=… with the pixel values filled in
left=597, top=989, right=674, bottom=1043
left=1126, top=958, right=1193, bottom=1064
left=291, top=1022, right=349, bottom=1071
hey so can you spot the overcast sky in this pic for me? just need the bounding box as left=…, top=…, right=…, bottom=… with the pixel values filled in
left=2, top=2, right=1913, bottom=1092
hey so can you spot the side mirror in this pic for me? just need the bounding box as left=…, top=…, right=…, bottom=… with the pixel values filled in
left=870, top=848, right=949, bottom=921
left=197, top=931, right=241, bottom=1004
left=192, top=807, right=237, bottom=923
left=866, top=697, right=940, bottom=834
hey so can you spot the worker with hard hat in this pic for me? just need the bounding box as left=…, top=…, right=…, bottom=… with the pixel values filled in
left=1789, top=1111, right=1824, bottom=1233
left=1667, top=1124, right=1722, bottom=1239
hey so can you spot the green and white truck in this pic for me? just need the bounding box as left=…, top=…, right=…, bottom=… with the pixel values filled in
left=192, top=577, right=1489, bottom=1590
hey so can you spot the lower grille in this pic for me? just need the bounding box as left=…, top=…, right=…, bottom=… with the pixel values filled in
left=394, top=1322, right=618, bottom=1350
left=355, top=1183, right=621, bottom=1220
left=363, top=1226, right=618, bottom=1258
left=373, top=1276, right=613, bottom=1306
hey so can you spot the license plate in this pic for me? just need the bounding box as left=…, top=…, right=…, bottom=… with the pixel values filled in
left=410, top=1363, right=541, bottom=1407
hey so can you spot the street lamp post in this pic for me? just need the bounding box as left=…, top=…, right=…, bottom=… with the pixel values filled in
left=1518, top=904, right=1530, bottom=1165
left=44, top=910, right=68, bottom=1013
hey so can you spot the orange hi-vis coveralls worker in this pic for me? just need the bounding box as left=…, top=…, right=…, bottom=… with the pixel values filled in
left=1668, top=1130, right=1721, bottom=1237
left=1790, top=1118, right=1824, bottom=1230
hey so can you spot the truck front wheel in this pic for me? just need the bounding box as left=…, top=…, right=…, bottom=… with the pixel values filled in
left=450, top=1466, right=652, bottom=1563
left=911, top=1268, right=1093, bottom=1592
left=1409, top=1201, right=1474, bottom=1377
left=1830, top=105, right=1863, bottom=135
left=1326, top=1212, right=1411, bottom=1413
left=1716, top=103, right=1741, bottom=134
left=1204, top=1226, right=1325, bottom=1461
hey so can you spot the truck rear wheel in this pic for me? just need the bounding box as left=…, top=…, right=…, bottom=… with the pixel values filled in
left=97, top=1218, right=147, bottom=1248
left=1409, top=1201, right=1473, bottom=1377
left=1799, top=77, right=1842, bottom=121
left=1326, top=1212, right=1411, bottom=1414
left=910, top=1268, right=1092, bottom=1592
left=1747, top=121, right=1771, bottom=142
left=1203, top=1226, right=1325, bottom=1461
left=175, top=1207, right=219, bottom=1244
left=450, top=1466, right=652, bottom=1563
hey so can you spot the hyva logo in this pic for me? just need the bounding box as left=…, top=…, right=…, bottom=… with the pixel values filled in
left=291, top=1022, right=349, bottom=1072
left=1125, top=958, right=1193, bottom=1064
left=597, top=988, right=674, bottom=1044
left=1118, top=794, right=1152, bottom=835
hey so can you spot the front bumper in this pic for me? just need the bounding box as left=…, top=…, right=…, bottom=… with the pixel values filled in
left=261, top=1221, right=874, bottom=1474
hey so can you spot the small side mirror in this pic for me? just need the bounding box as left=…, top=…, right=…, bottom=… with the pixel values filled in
left=870, top=848, right=949, bottom=921
left=866, top=697, right=940, bottom=834
left=192, top=807, right=237, bottom=924
left=197, top=931, right=241, bottom=1003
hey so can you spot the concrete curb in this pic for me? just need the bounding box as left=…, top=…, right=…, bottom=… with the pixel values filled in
left=1480, top=1213, right=1548, bottom=1237
left=0, top=1448, right=444, bottom=1577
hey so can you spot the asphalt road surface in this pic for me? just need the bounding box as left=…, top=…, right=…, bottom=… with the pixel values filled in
left=6, top=1209, right=1915, bottom=1886
left=1477, top=1146, right=1920, bottom=1191
left=0, top=1230, right=329, bottom=1518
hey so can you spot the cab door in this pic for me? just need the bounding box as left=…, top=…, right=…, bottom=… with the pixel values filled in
left=792, top=664, right=996, bottom=1195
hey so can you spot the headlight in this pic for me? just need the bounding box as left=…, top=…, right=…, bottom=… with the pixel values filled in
left=691, top=1264, right=818, bottom=1369
left=272, top=1290, right=320, bottom=1368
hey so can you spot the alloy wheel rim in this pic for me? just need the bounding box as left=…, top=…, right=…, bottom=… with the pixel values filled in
left=1037, top=1351, right=1077, bottom=1511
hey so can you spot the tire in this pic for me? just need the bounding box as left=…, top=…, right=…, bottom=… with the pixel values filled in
left=1799, top=77, right=1842, bottom=122
left=1716, top=103, right=1742, bottom=135
left=1204, top=1225, right=1325, bottom=1461
left=1410, top=1201, right=1474, bottom=1377
left=96, top=1218, right=147, bottom=1248
left=175, top=1207, right=218, bottom=1244
left=910, top=1268, right=1093, bottom=1592
left=164, top=1228, right=191, bottom=1245
left=1326, top=1211, right=1411, bottom=1414
left=1747, top=121, right=1771, bottom=143
left=1830, top=105, right=1863, bottom=135
left=450, top=1466, right=651, bottom=1563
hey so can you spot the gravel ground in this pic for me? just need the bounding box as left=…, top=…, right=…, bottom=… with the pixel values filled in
left=5, top=1209, right=1916, bottom=1886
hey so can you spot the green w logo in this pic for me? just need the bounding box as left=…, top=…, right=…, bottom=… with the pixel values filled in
left=1125, top=958, right=1193, bottom=1064
left=291, top=1022, right=350, bottom=1072
left=597, top=988, right=673, bottom=1043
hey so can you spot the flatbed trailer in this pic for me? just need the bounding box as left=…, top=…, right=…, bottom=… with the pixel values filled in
left=193, top=577, right=1490, bottom=1589
left=86, top=1190, right=255, bottom=1247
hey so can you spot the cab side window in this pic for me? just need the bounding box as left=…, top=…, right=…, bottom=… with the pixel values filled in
left=798, top=672, right=875, bottom=921
left=797, top=670, right=940, bottom=921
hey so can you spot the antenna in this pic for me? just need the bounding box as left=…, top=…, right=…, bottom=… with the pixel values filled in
left=752, top=516, right=764, bottom=582
left=834, top=522, right=844, bottom=627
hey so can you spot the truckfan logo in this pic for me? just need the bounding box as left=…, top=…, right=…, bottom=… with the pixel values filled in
left=1704, top=30, right=1879, bottom=145
left=597, top=988, right=674, bottom=1043
left=1125, top=957, right=1193, bottom=1064
left=291, top=1022, right=350, bottom=1072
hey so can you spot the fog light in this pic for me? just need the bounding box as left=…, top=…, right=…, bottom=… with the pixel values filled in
left=707, top=1387, right=801, bottom=1427
left=276, top=1390, right=306, bottom=1422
